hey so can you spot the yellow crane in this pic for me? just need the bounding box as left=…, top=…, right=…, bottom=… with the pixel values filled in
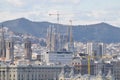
left=87, top=54, right=112, bottom=75
left=88, top=55, right=91, bottom=75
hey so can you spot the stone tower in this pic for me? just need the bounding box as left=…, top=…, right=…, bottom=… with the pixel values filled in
left=24, top=39, right=32, bottom=60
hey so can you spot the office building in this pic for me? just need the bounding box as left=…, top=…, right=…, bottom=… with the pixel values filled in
left=45, top=51, right=73, bottom=65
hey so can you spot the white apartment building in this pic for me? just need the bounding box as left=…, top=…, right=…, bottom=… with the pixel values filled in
left=44, top=51, right=73, bottom=65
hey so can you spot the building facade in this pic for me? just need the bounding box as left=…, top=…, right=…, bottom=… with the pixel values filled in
left=0, top=63, right=63, bottom=80
left=45, top=51, right=73, bottom=65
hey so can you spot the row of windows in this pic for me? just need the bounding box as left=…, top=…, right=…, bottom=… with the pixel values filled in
left=8, top=74, right=57, bottom=78
left=0, top=73, right=57, bottom=78
left=9, top=79, right=54, bottom=80
left=5, top=69, right=61, bottom=73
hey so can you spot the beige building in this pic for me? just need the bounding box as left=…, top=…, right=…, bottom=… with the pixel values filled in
left=0, top=62, right=63, bottom=80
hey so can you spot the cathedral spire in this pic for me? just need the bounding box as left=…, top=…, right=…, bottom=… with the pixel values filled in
left=1, top=24, right=5, bottom=41
left=0, top=24, right=6, bottom=59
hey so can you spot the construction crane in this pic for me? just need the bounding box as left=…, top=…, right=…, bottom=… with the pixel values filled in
left=49, top=11, right=60, bottom=24
left=87, top=54, right=112, bottom=76
left=49, top=12, right=61, bottom=51
left=87, top=55, right=100, bottom=76
left=88, top=55, right=91, bottom=75
left=49, top=11, right=61, bottom=35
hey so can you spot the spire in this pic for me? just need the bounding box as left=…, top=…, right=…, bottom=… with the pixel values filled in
left=67, top=20, right=74, bottom=52
left=1, top=24, right=5, bottom=41
left=0, top=24, right=6, bottom=59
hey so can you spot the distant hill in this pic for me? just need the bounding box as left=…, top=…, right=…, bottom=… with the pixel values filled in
left=1, top=18, right=120, bottom=43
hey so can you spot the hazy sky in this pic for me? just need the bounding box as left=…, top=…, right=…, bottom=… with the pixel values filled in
left=0, top=0, right=120, bottom=26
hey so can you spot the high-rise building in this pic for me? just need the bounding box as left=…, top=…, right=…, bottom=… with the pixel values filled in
left=86, top=42, right=93, bottom=56
left=86, top=42, right=106, bottom=59
left=93, top=43, right=106, bottom=60
left=6, top=39, right=14, bottom=61
left=97, top=43, right=106, bottom=58
left=24, top=39, right=32, bottom=60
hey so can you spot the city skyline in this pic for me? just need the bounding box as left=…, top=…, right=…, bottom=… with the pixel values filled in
left=0, top=0, right=120, bottom=26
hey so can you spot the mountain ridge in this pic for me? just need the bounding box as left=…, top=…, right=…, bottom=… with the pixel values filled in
left=0, top=18, right=120, bottom=43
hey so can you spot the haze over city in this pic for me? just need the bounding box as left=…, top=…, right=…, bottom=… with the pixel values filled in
left=1, top=0, right=120, bottom=80
left=0, top=0, right=120, bottom=26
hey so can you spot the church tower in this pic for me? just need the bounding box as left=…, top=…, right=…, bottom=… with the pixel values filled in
left=24, top=38, right=32, bottom=60
left=6, top=39, right=14, bottom=61
left=0, top=25, right=6, bottom=60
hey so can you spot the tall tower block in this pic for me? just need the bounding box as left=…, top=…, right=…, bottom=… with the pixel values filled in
left=86, top=42, right=93, bottom=56
left=24, top=39, right=32, bottom=60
